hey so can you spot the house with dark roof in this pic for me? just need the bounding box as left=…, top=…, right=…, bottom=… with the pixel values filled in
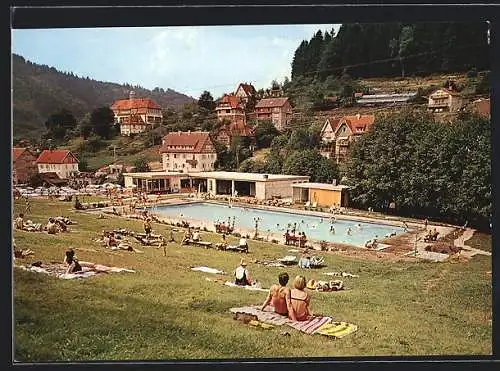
left=12, top=147, right=38, bottom=184
left=111, top=91, right=163, bottom=136
left=428, top=88, right=464, bottom=113
left=160, top=131, right=217, bottom=172
left=255, top=97, right=293, bottom=130
left=319, top=114, right=375, bottom=163
left=35, top=149, right=79, bottom=179
left=234, top=82, right=256, bottom=104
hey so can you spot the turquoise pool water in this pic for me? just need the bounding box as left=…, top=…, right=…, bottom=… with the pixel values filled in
left=149, top=202, right=405, bottom=247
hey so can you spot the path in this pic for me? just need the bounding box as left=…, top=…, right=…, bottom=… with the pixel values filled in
left=454, top=228, right=491, bottom=258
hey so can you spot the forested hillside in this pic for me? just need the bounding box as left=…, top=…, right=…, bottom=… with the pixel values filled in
left=12, top=54, right=195, bottom=139
left=291, top=22, right=489, bottom=81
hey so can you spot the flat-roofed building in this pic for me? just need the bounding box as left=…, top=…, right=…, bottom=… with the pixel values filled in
left=292, top=182, right=350, bottom=208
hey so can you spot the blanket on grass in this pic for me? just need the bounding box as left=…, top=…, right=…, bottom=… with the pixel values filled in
left=15, top=262, right=135, bottom=280
left=205, top=277, right=269, bottom=292
left=229, top=305, right=357, bottom=338
left=191, top=266, right=225, bottom=275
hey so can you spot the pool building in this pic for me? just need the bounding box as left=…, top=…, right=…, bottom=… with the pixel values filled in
left=123, top=171, right=310, bottom=200
left=292, top=182, right=350, bottom=208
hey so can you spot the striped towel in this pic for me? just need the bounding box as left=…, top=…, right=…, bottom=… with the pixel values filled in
left=313, top=321, right=358, bottom=338
left=229, top=306, right=291, bottom=326
left=287, top=316, right=332, bottom=335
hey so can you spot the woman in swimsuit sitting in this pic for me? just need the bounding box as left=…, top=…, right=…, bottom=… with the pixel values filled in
left=289, top=275, right=312, bottom=321
left=260, top=272, right=293, bottom=317
left=63, top=248, right=82, bottom=274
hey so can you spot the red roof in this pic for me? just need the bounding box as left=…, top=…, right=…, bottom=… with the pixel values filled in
left=236, top=83, right=256, bottom=96
left=217, top=94, right=244, bottom=110
left=321, top=117, right=341, bottom=134
left=13, top=147, right=35, bottom=162
left=255, top=97, right=290, bottom=109
left=220, top=119, right=254, bottom=137
left=35, top=150, right=78, bottom=164
left=337, top=114, right=375, bottom=135
left=111, top=97, right=161, bottom=111
left=474, top=98, right=490, bottom=117
left=160, top=131, right=215, bottom=154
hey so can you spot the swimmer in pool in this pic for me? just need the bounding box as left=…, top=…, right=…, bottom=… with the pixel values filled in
left=320, top=218, right=323, bottom=223
left=346, top=227, right=352, bottom=236
left=355, top=223, right=362, bottom=230
left=330, top=226, right=335, bottom=234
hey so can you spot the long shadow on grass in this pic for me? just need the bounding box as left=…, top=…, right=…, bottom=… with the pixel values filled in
left=14, top=271, right=279, bottom=361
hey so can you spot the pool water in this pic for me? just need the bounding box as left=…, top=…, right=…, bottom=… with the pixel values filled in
left=150, top=202, right=405, bottom=247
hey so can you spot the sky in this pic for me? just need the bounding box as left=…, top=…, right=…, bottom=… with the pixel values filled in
left=12, top=25, right=340, bottom=99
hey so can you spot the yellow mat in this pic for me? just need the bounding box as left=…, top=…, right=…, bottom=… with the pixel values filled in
left=314, top=321, right=358, bottom=338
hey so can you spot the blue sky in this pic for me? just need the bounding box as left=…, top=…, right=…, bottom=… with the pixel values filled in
left=12, top=25, right=340, bottom=99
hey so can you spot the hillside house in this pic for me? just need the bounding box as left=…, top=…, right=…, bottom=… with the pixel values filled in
left=111, top=91, right=163, bottom=136
left=428, top=88, right=464, bottom=113
left=473, top=98, right=490, bottom=118
left=215, top=94, right=247, bottom=124
left=234, top=83, right=256, bottom=105
left=320, top=114, right=375, bottom=164
left=216, top=119, right=255, bottom=148
left=160, top=131, right=217, bottom=173
left=319, top=117, right=340, bottom=160
left=35, top=149, right=79, bottom=179
left=255, top=97, right=293, bottom=131
left=12, top=147, right=38, bottom=184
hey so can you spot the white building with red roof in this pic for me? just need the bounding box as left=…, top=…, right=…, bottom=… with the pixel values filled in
left=12, top=147, right=38, bottom=184
left=319, top=114, right=375, bottom=163
left=35, top=149, right=79, bottom=179
left=255, top=97, right=293, bottom=130
left=160, top=131, right=217, bottom=173
left=111, top=91, right=163, bottom=136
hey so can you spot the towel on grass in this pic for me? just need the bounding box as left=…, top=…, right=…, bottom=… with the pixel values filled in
left=228, top=305, right=357, bottom=338
left=15, top=263, right=135, bottom=280
left=230, top=306, right=291, bottom=326
left=224, top=282, right=268, bottom=292
left=191, top=266, right=225, bottom=275
left=313, top=321, right=358, bottom=338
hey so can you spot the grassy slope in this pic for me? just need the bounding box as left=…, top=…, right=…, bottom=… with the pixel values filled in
left=13, top=199, right=492, bottom=361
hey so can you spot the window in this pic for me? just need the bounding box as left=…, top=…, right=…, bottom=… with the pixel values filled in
left=182, top=163, right=185, bottom=168
left=203, top=163, right=205, bottom=169
left=226, top=110, right=230, bottom=114
left=174, top=164, right=177, bottom=169
left=174, top=154, right=177, bottom=159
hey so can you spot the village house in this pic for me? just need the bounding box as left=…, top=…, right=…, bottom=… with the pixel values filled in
left=215, top=94, right=247, bottom=124
left=255, top=97, right=293, bottom=131
left=428, top=88, right=464, bottom=113
left=234, top=82, right=256, bottom=105
left=12, top=147, right=38, bottom=184
left=319, top=114, right=375, bottom=163
left=111, top=91, right=163, bottom=136
left=216, top=119, right=255, bottom=148
left=473, top=98, right=490, bottom=118
left=35, top=149, right=79, bottom=179
left=160, top=131, right=217, bottom=173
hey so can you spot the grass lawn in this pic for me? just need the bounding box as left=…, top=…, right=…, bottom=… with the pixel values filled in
left=13, top=198, right=492, bottom=361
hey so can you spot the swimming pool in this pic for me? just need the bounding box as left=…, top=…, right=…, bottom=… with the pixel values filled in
left=148, top=202, right=405, bottom=248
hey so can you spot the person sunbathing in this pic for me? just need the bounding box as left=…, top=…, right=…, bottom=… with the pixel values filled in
left=192, top=230, right=201, bottom=242
left=46, top=218, right=58, bottom=234
left=260, top=272, right=293, bottom=317
left=234, top=259, right=252, bottom=286
left=64, top=248, right=82, bottom=274
left=169, top=229, right=175, bottom=242
left=239, top=237, right=249, bottom=253
left=289, top=275, right=311, bottom=321
left=298, top=254, right=311, bottom=269
left=14, top=213, right=24, bottom=230
left=181, top=231, right=191, bottom=245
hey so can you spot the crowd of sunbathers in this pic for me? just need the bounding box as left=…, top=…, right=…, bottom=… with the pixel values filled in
left=14, top=213, right=76, bottom=234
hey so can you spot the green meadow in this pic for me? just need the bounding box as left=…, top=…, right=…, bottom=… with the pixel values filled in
left=13, top=198, right=492, bottom=361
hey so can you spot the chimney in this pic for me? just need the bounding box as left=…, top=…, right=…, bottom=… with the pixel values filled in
left=356, top=113, right=361, bottom=120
